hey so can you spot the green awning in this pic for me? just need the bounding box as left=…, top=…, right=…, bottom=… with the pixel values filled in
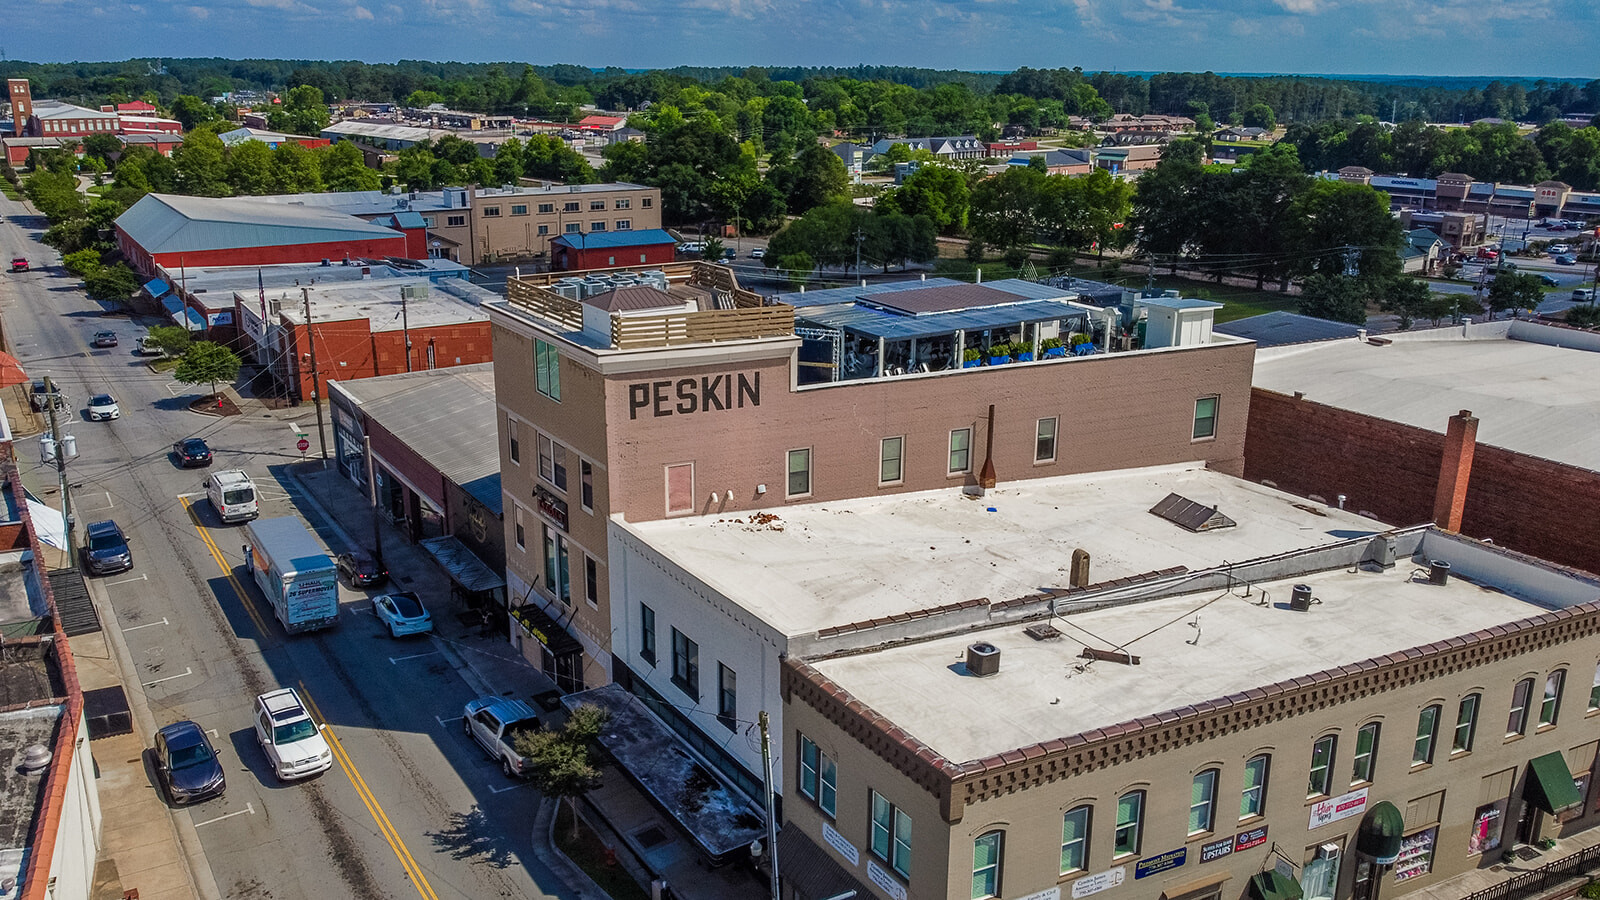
left=1249, top=870, right=1304, bottom=900
left=1526, top=752, right=1583, bottom=815
left=1356, top=801, right=1405, bottom=863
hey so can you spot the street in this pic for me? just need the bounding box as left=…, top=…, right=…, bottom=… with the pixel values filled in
left=0, top=195, right=568, bottom=900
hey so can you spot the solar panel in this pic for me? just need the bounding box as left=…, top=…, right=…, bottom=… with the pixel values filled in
left=1148, top=493, right=1237, bottom=532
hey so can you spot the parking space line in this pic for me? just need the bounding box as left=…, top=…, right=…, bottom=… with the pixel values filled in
left=193, top=803, right=255, bottom=827
left=142, top=667, right=192, bottom=688
left=106, top=573, right=148, bottom=587
left=388, top=651, right=440, bottom=665
left=435, top=715, right=462, bottom=729
left=181, top=496, right=273, bottom=639
left=121, top=617, right=168, bottom=632
left=488, top=780, right=533, bottom=795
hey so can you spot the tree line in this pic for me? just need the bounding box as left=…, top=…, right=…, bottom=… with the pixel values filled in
left=1283, top=119, right=1600, bottom=192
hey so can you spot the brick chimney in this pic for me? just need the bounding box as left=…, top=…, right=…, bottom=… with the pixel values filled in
left=1432, top=409, right=1478, bottom=533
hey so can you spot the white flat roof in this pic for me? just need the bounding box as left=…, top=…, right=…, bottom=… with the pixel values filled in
left=622, top=465, right=1392, bottom=638
left=1253, top=322, right=1600, bottom=471
left=810, top=563, right=1549, bottom=763
left=272, top=280, right=490, bottom=331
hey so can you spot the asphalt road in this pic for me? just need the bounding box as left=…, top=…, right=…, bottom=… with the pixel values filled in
left=0, top=196, right=567, bottom=900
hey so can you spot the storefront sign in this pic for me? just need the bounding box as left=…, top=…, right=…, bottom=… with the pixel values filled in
left=866, top=860, right=908, bottom=900
left=627, top=372, right=761, bottom=419
left=1014, top=889, right=1060, bottom=900
left=1310, top=787, right=1369, bottom=829
left=535, top=485, right=569, bottom=530
left=821, top=822, right=859, bottom=866
left=1234, top=825, right=1270, bottom=852
left=1200, top=837, right=1235, bottom=863
left=1071, top=866, right=1126, bottom=898
left=1135, top=847, right=1187, bottom=879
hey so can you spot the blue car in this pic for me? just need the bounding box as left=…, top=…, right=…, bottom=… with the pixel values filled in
left=154, top=720, right=226, bottom=805
left=84, top=520, right=132, bottom=575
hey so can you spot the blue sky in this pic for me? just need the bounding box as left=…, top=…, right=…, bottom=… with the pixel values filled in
left=9, top=0, right=1599, bottom=79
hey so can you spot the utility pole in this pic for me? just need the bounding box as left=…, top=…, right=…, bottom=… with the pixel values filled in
left=41, top=377, right=76, bottom=562
left=400, top=288, right=412, bottom=373
left=854, top=226, right=866, bottom=279
left=364, top=435, right=384, bottom=570
left=301, top=287, right=328, bottom=463
left=758, top=711, right=780, bottom=900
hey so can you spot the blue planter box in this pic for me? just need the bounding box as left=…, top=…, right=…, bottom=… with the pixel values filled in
left=1013, top=352, right=1035, bottom=362
left=988, top=356, right=1009, bottom=366
left=1043, top=347, right=1067, bottom=358
left=963, top=359, right=982, bottom=368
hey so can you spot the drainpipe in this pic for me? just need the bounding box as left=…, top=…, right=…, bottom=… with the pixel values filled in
left=978, top=404, right=997, bottom=489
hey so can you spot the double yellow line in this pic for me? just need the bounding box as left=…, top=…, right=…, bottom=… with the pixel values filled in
left=182, top=498, right=438, bottom=900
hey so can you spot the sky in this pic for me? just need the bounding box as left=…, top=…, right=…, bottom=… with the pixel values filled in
left=6, top=0, right=1599, bottom=79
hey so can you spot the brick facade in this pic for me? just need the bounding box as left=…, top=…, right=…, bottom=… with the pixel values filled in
left=280, top=317, right=492, bottom=403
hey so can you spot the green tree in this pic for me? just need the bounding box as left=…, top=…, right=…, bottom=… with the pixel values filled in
left=81, top=133, right=123, bottom=166
left=877, top=164, right=969, bottom=232
left=1130, top=140, right=1206, bottom=272
left=1484, top=271, right=1545, bottom=319
left=83, top=263, right=139, bottom=303
left=144, top=325, right=193, bottom=358
left=169, top=95, right=222, bottom=130
left=271, top=142, right=326, bottom=193
left=1287, top=179, right=1402, bottom=285
left=968, top=166, right=1045, bottom=253
left=1379, top=277, right=1435, bottom=330
left=320, top=141, right=381, bottom=191
left=62, top=249, right=102, bottom=277
left=1243, top=102, right=1276, bottom=131
left=271, top=85, right=331, bottom=136
left=225, top=140, right=277, bottom=195
left=701, top=236, right=726, bottom=261
left=405, top=90, right=444, bottom=109
left=514, top=705, right=608, bottom=842
left=174, top=130, right=231, bottom=197
left=23, top=170, right=87, bottom=222
left=1297, top=273, right=1370, bottom=324
left=174, top=341, right=242, bottom=396
left=766, top=144, right=849, bottom=216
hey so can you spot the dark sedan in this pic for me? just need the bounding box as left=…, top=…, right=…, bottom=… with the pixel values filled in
left=84, top=520, right=133, bottom=576
left=154, top=720, right=226, bottom=805
left=336, top=551, right=388, bottom=588
left=173, top=437, right=213, bottom=468
left=92, top=331, right=118, bottom=348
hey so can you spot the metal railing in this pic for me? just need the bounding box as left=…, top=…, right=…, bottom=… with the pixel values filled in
left=1462, top=843, right=1600, bottom=900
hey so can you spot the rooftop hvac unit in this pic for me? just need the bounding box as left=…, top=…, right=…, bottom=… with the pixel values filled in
left=400, top=284, right=429, bottom=300
left=552, top=282, right=580, bottom=300
left=1290, top=584, right=1313, bottom=611
left=966, top=642, right=1000, bottom=677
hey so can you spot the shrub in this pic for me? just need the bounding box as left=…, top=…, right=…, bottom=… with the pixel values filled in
left=62, top=249, right=102, bottom=278
left=83, top=263, right=138, bottom=302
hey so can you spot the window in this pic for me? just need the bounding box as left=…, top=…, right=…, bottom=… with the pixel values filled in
left=972, top=831, right=1003, bottom=899
left=1241, top=755, right=1269, bottom=819
left=542, top=525, right=570, bottom=604
left=537, top=224, right=550, bottom=236
left=446, top=215, right=466, bottom=227
left=717, top=664, right=737, bottom=730
left=880, top=436, right=904, bottom=484
left=1454, top=694, right=1480, bottom=753
left=787, top=448, right=812, bottom=497
left=1309, top=735, right=1336, bottom=797
left=1193, top=397, right=1218, bottom=440
left=590, top=200, right=606, bottom=211
left=1509, top=678, right=1534, bottom=735
left=534, top=339, right=561, bottom=401
left=1591, top=663, right=1600, bottom=711
left=537, top=434, right=553, bottom=483
left=615, top=198, right=631, bottom=210
left=1036, top=417, right=1058, bottom=463
left=615, top=219, right=631, bottom=230
left=514, top=507, right=526, bottom=550
left=949, top=428, right=972, bottom=474
left=538, top=202, right=554, bottom=214
left=1352, top=723, right=1379, bottom=784
left=580, top=461, right=594, bottom=512
left=1413, top=705, right=1440, bottom=765
left=482, top=206, right=502, bottom=217
left=798, top=736, right=837, bottom=817
left=639, top=604, right=656, bottom=664
left=511, top=204, right=528, bottom=216
left=422, top=216, right=436, bottom=227
left=870, top=792, right=912, bottom=879
left=1061, top=806, right=1091, bottom=874
left=1190, top=769, right=1218, bottom=835
left=508, top=418, right=520, bottom=463
left=552, top=442, right=568, bottom=491
left=564, top=222, right=581, bottom=233
left=642, top=197, right=653, bottom=208
left=1541, top=670, right=1565, bottom=727
left=665, top=463, right=693, bottom=515
left=564, top=201, right=580, bottom=212
left=670, top=627, right=699, bottom=700
left=584, top=556, right=598, bottom=606
left=590, top=221, right=606, bottom=231
left=1113, top=791, right=1143, bottom=857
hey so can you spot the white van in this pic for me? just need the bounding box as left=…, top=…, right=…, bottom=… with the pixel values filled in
left=205, top=470, right=258, bottom=524
left=1574, top=288, right=1596, bottom=303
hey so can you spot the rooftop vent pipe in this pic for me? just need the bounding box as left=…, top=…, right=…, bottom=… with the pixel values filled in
left=1428, top=560, right=1451, bottom=586
left=18, top=743, right=51, bottom=775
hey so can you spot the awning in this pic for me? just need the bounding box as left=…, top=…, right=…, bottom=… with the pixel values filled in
left=179, top=308, right=205, bottom=330
left=1526, top=751, right=1583, bottom=815
left=509, top=603, right=581, bottom=656
left=0, top=351, right=28, bottom=389
left=777, top=822, right=872, bottom=900
left=562, top=683, right=764, bottom=864
left=1356, top=801, right=1404, bottom=863
left=419, top=535, right=505, bottom=596
left=143, top=278, right=170, bottom=298
left=1248, top=870, right=1304, bottom=900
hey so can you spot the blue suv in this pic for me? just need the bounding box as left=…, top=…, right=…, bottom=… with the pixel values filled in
left=85, top=520, right=133, bottom=575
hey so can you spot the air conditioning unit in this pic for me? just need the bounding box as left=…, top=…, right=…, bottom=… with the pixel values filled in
left=966, top=642, right=1000, bottom=677
left=1290, top=584, right=1313, bottom=611
left=1316, top=843, right=1341, bottom=862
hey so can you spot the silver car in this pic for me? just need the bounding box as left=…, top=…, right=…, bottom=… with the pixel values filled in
left=87, top=393, right=120, bottom=421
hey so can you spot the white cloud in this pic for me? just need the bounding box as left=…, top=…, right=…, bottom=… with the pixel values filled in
left=1272, top=0, right=1319, bottom=12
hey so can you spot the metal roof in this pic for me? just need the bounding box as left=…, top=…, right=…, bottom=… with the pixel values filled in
left=116, top=194, right=407, bottom=254
left=797, top=297, right=1090, bottom=341
left=779, top=277, right=979, bottom=309
left=419, top=536, right=505, bottom=594
left=583, top=285, right=679, bottom=312
left=1141, top=296, right=1223, bottom=311
left=862, top=283, right=1033, bottom=315
left=551, top=228, right=675, bottom=250
left=1215, top=311, right=1364, bottom=347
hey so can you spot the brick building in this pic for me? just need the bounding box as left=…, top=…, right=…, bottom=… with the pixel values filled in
left=550, top=229, right=676, bottom=271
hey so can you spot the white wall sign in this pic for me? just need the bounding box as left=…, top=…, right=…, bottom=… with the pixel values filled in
left=1014, top=888, right=1062, bottom=900
left=1309, top=787, right=1369, bottom=829
left=866, top=860, right=908, bottom=900
left=1071, top=866, right=1126, bottom=898
left=821, top=821, right=860, bottom=866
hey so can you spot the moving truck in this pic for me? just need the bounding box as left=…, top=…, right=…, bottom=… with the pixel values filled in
left=242, top=517, right=339, bottom=634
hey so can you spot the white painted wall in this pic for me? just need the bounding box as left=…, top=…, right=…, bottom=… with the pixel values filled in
left=1419, top=529, right=1600, bottom=609
left=47, top=709, right=101, bottom=900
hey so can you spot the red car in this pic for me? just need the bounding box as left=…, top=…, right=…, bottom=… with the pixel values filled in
left=8, top=258, right=27, bottom=273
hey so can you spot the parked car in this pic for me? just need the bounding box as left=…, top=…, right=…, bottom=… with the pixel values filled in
left=721, top=248, right=737, bottom=261
left=335, top=550, right=387, bottom=588
left=750, top=247, right=766, bottom=259
left=29, top=380, right=65, bottom=412
left=1548, top=244, right=1572, bottom=255
left=86, top=393, right=120, bottom=421
left=84, top=520, right=133, bottom=575
left=372, top=591, right=433, bottom=637
left=8, top=257, right=27, bottom=273
left=253, top=688, right=333, bottom=781
left=1548, top=223, right=1569, bottom=231
left=92, top=331, right=118, bottom=348
left=153, top=720, right=226, bottom=805
left=677, top=241, right=706, bottom=254
left=134, top=336, right=164, bottom=357
left=1575, top=288, right=1596, bottom=302
left=1556, top=255, right=1578, bottom=266
left=463, top=696, right=541, bottom=777
left=173, top=437, right=213, bottom=468
left=1538, top=274, right=1560, bottom=286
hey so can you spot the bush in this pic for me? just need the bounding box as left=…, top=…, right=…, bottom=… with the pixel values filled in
left=83, top=263, right=139, bottom=302
left=1003, top=246, right=1030, bottom=269
left=62, top=249, right=102, bottom=278
left=1577, top=879, right=1600, bottom=899
left=964, top=239, right=986, bottom=263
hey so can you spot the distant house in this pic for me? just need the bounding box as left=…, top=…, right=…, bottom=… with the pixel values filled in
left=1401, top=227, right=1447, bottom=275
left=218, top=127, right=330, bottom=150
left=832, top=142, right=869, bottom=175
left=1215, top=126, right=1269, bottom=142
left=869, top=135, right=988, bottom=161
left=577, top=114, right=628, bottom=134
left=1102, top=114, right=1193, bottom=134
left=1101, top=131, right=1171, bottom=147
left=1007, top=148, right=1093, bottom=176
left=1094, top=144, right=1163, bottom=176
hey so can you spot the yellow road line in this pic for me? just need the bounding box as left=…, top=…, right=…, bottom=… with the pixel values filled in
left=299, top=684, right=440, bottom=900
left=181, top=497, right=272, bottom=638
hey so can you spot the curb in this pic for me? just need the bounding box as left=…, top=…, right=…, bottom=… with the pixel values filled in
left=532, top=796, right=606, bottom=900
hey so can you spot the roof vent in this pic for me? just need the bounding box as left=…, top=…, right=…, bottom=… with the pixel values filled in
left=18, top=743, right=51, bottom=775
left=1023, top=622, right=1061, bottom=641
left=1428, top=560, right=1451, bottom=586
left=1149, top=493, right=1237, bottom=532
left=966, top=642, right=1000, bottom=677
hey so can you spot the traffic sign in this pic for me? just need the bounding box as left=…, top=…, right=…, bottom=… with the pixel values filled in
left=297, top=437, right=310, bottom=453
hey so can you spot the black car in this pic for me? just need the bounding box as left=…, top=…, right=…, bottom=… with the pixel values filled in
left=84, top=520, right=133, bottom=575
left=154, top=720, right=226, bottom=805
left=336, top=550, right=388, bottom=588
left=173, top=437, right=213, bottom=468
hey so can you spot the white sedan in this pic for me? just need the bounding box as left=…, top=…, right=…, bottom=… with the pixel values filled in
left=371, top=591, right=433, bottom=637
left=86, top=393, right=120, bottom=421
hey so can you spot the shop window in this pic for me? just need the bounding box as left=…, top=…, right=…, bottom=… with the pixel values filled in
left=1241, top=755, right=1269, bottom=818
left=639, top=603, right=656, bottom=665
left=1309, top=735, right=1336, bottom=797
left=1541, top=670, right=1565, bottom=727
left=1193, top=396, right=1218, bottom=440
left=787, top=448, right=812, bottom=497
left=1061, top=806, right=1091, bottom=874
left=1413, top=705, right=1440, bottom=765
left=1454, top=694, right=1480, bottom=753
left=880, top=436, right=904, bottom=485
left=1301, top=844, right=1342, bottom=900
left=1353, top=722, right=1379, bottom=784
left=949, top=428, right=971, bottom=474
left=1113, top=791, right=1143, bottom=857
left=1509, top=678, right=1534, bottom=736
left=972, top=831, right=1003, bottom=900
left=1190, top=769, right=1218, bottom=835
left=799, top=735, right=837, bottom=817
left=670, top=627, right=699, bottom=700
left=1036, top=417, right=1058, bottom=463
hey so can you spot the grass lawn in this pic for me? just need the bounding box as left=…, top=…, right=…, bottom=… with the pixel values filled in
left=0, top=181, right=20, bottom=200
left=553, top=804, right=649, bottom=900
left=148, top=358, right=180, bottom=373
left=86, top=184, right=111, bottom=195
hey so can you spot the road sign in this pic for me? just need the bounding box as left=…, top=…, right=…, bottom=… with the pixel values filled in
left=297, top=437, right=310, bottom=453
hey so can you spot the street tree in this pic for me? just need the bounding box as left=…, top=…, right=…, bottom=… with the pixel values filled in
left=174, top=342, right=243, bottom=397
left=82, top=263, right=139, bottom=303
left=877, top=164, right=970, bottom=233
left=1379, top=277, right=1436, bottom=330
left=144, top=326, right=193, bottom=359
left=320, top=141, right=381, bottom=192
left=1297, top=273, right=1371, bottom=324
left=1484, top=271, right=1545, bottom=319
left=514, top=704, right=608, bottom=841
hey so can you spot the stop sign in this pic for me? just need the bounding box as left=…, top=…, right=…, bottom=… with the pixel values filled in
left=297, top=437, right=310, bottom=452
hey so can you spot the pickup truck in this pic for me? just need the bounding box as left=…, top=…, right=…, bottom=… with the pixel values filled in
left=462, top=696, right=541, bottom=778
